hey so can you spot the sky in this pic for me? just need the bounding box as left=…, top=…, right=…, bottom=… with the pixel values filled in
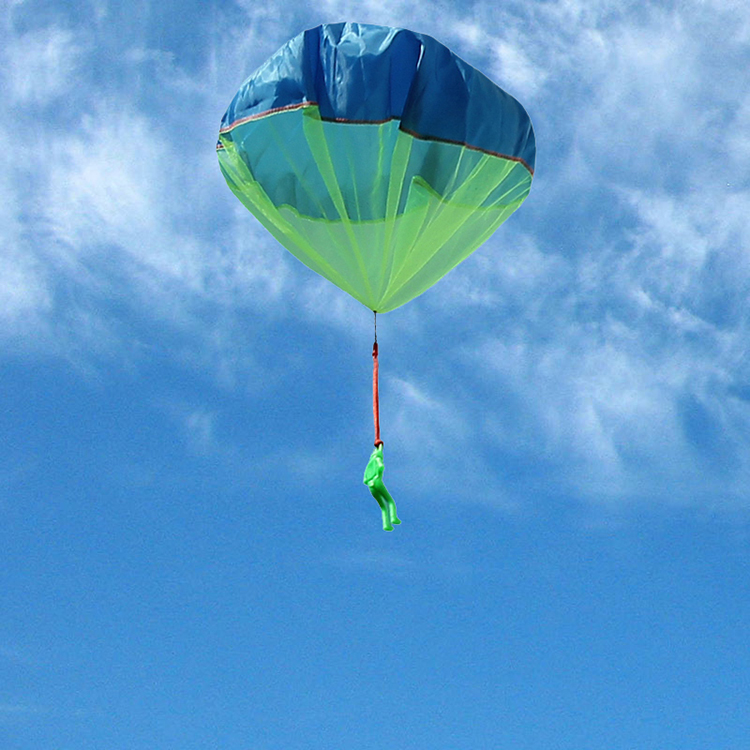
left=2, top=0, right=750, bottom=747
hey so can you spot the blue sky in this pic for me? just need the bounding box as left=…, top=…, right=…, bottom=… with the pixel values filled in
left=2, top=0, right=750, bottom=747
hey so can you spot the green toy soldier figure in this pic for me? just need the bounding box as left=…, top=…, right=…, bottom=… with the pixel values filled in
left=363, top=441, right=401, bottom=531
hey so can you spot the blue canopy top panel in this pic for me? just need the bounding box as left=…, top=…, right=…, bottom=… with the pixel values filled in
left=220, top=22, right=536, bottom=174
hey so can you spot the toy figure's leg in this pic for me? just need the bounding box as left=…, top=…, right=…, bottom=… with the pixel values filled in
left=377, top=491, right=394, bottom=531
left=373, top=479, right=399, bottom=528
left=367, top=485, right=393, bottom=531
left=381, top=485, right=401, bottom=526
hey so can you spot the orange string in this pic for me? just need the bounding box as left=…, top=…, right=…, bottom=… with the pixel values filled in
left=373, top=340, right=383, bottom=447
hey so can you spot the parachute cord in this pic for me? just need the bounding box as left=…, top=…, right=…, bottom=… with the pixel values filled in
left=373, top=312, right=383, bottom=448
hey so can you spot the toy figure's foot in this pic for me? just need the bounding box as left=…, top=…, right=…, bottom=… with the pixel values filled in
left=392, top=516, right=401, bottom=525
left=381, top=509, right=394, bottom=531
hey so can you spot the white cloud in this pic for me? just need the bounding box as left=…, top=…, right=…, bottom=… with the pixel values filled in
left=315, top=0, right=427, bottom=31
left=725, top=96, right=750, bottom=171
left=0, top=6, right=297, bottom=361
left=401, top=0, right=750, bottom=509
left=46, top=111, right=165, bottom=251
left=491, top=39, right=545, bottom=97
left=427, top=232, right=569, bottom=311
left=2, top=27, right=83, bottom=104
left=184, top=408, right=220, bottom=455
left=4, top=96, right=291, bottom=355
left=167, top=402, right=237, bottom=461
left=0, top=250, right=52, bottom=330
left=0, top=125, right=53, bottom=335
left=466, top=327, right=734, bottom=506
left=382, top=373, right=520, bottom=508
left=390, top=375, right=469, bottom=447
left=451, top=16, right=549, bottom=98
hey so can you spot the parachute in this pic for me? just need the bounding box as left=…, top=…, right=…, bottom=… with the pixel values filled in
left=217, top=22, right=536, bottom=528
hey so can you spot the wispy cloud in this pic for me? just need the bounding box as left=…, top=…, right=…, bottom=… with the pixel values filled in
left=3, top=26, right=84, bottom=104
left=396, top=0, right=750, bottom=509
left=0, top=4, right=297, bottom=364
left=164, top=402, right=238, bottom=460
left=2, top=0, right=749, bottom=511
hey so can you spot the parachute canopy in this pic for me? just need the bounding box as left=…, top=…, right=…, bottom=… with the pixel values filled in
left=218, top=22, right=535, bottom=313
